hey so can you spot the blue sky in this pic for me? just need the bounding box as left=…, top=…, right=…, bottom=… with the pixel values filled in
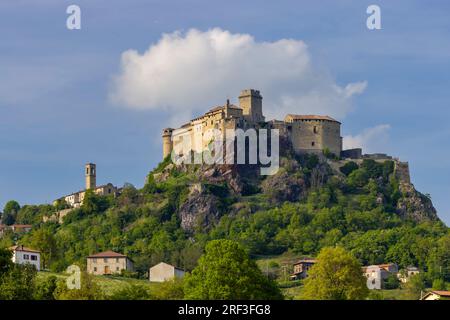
left=1, top=0, right=449, bottom=224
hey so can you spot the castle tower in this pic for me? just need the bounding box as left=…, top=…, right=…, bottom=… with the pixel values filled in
left=85, top=163, right=96, bottom=190
left=162, top=128, right=174, bottom=159
left=238, top=89, right=265, bottom=123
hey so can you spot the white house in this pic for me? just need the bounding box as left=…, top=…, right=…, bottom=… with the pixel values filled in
left=363, top=263, right=398, bottom=290
left=10, top=245, right=41, bottom=271
left=149, top=262, right=185, bottom=282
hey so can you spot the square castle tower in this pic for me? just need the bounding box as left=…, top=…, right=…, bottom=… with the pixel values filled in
left=162, top=89, right=343, bottom=159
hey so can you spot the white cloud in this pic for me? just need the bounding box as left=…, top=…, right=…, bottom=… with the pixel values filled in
left=343, top=124, right=391, bottom=154
left=110, top=28, right=367, bottom=123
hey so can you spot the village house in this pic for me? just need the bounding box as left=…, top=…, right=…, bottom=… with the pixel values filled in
left=397, top=266, right=420, bottom=283
left=10, top=224, right=32, bottom=233
left=149, top=262, right=185, bottom=282
left=420, top=290, right=450, bottom=300
left=363, top=263, right=398, bottom=290
left=290, top=259, right=317, bottom=280
left=0, top=224, right=6, bottom=237
left=10, top=245, right=41, bottom=271
left=86, top=250, right=134, bottom=275
left=0, top=224, right=32, bottom=237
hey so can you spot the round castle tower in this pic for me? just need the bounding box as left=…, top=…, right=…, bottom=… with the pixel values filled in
left=162, top=128, right=174, bottom=159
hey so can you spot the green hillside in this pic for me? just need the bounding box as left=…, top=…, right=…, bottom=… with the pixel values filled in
left=1, top=152, right=449, bottom=299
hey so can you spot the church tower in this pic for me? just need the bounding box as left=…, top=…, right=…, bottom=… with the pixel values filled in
left=85, top=163, right=96, bottom=190
left=238, top=89, right=265, bottom=123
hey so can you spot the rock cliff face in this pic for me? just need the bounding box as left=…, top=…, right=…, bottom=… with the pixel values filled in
left=153, top=152, right=440, bottom=232
left=396, top=182, right=439, bottom=222
left=178, top=184, right=222, bottom=232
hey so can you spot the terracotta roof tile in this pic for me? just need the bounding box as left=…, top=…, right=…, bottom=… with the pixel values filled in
left=10, top=245, right=40, bottom=253
left=87, top=250, right=127, bottom=259
left=431, top=291, right=450, bottom=297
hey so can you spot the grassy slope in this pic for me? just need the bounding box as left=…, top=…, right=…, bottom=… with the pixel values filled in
left=37, top=271, right=159, bottom=297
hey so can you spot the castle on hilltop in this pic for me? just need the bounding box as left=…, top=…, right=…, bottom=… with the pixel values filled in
left=162, top=89, right=344, bottom=159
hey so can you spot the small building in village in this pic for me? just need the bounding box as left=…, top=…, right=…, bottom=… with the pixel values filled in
left=149, top=262, right=185, bottom=282
left=10, top=224, right=32, bottom=233
left=86, top=250, right=134, bottom=275
left=10, top=245, right=41, bottom=271
left=0, top=224, right=32, bottom=237
left=290, top=259, right=317, bottom=280
left=398, top=266, right=420, bottom=283
left=363, top=263, right=398, bottom=290
left=421, top=290, right=450, bottom=300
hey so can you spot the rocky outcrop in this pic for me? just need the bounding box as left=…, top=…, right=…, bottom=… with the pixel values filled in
left=261, top=169, right=305, bottom=203
left=178, top=183, right=222, bottom=232
left=396, top=182, right=439, bottom=222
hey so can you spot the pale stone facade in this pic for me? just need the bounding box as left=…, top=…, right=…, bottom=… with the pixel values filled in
left=87, top=251, right=133, bottom=275
left=55, top=163, right=120, bottom=208
left=149, top=262, right=185, bottom=282
left=162, top=89, right=343, bottom=159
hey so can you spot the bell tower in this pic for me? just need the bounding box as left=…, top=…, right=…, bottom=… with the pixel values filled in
left=85, top=163, right=96, bottom=190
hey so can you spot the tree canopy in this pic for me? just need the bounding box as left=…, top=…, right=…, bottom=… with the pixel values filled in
left=301, top=246, right=369, bottom=300
left=184, top=239, right=283, bottom=300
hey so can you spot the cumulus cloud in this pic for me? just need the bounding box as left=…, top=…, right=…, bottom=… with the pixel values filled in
left=343, top=124, right=391, bottom=154
left=110, top=28, right=367, bottom=123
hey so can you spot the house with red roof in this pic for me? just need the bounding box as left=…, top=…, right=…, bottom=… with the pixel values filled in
left=421, top=290, right=450, bottom=300
left=86, top=250, right=133, bottom=275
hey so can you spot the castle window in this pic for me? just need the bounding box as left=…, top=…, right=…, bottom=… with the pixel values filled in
left=313, top=126, right=318, bottom=133
left=311, top=142, right=315, bottom=147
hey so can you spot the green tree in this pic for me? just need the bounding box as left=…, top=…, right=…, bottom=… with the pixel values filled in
left=184, top=239, right=283, bottom=300
left=0, top=247, right=13, bottom=276
left=432, top=278, right=446, bottom=291
left=34, top=275, right=57, bottom=300
left=340, top=161, right=359, bottom=176
left=0, top=264, right=37, bottom=300
left=302, top=247, right=369, bottom=300
left=384, top=273, right=400, bottom=289
left=2, top=200, right=20, bottom=225
left=153, top=278, right=185, bottom=300
left=110, top=283, right=152, bottom=300
left=403, top=273, right=426, bottom=300
left=28, top=228, right=58, bottom=269
left=81, top=190, right=109, bottom=215
left=54, top=272, right=103, bottom=300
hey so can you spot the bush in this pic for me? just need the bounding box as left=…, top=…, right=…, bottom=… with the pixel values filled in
left=340, top=161, right=359, bottom=176
left=384, top=273, right=400, bottom=289
left=110, top=283, right=152, bottom=300
left=432, top=278, right=446, bottom=290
